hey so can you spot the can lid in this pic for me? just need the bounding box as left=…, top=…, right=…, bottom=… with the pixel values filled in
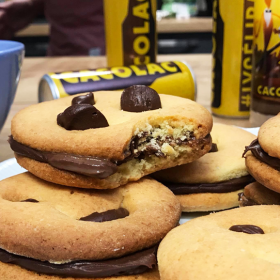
left=38, top=74, right=60, bottom=102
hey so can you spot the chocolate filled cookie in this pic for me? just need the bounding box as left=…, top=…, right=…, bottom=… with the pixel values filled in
left=153, top=124, right=255, bottom=212
left=239, top=181, right=280, bottom=207
left=158, top=206, right=280, bottom=280
left=10, top=87, right=212, bottom=189
left=0, top=173, right=181, bottom=280
left=243, top=114, right=280, bottom=195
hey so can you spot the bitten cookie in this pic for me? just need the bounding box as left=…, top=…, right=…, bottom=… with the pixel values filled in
left=158, top=205, right=280, bottom=280
left=0, top=173, right=180, bottom=279
left=153, top=124, right=255, bottom=212
left=10, top=87, right=212, bottom=189
left=244, top=114, right=280, bottom=194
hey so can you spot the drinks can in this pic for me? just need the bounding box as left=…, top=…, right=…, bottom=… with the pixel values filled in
left=103, top=0, right=157, bottom=67
left=250, top=0, right=280, bottom=126
left=38, top=61, right=196, bottom=102
left=211, top=0, right=255, bottom=118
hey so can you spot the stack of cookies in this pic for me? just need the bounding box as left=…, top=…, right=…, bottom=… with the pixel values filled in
left=241, top=114, right=280, bottom=206
left=0, top=85, right=214, bottom=279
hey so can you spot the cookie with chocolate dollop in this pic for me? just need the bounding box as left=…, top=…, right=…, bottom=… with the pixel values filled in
left=158, top=206, right=280, bottom=280
left=10, top=88, right=212, bottom=189
left=0, top=173, right=181, bottom=280
left=153, top=124, right=255, bottom=212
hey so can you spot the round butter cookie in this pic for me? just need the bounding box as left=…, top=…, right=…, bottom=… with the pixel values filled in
left=158, top=205, right=280, bottom=280
left=153, top=124, right=255, bottom=211
left=0, top=173, right=180, bottom=279
left=244, top=114, right=280, bottom=194
left=10, top=87, right=212, bottom=189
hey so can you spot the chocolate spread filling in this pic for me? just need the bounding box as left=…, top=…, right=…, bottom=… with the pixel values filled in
left=0, top=246, right=157, bottom=278
left=160, top=175, right=255, bottom=195
left=9, top=134, right=211, bottom=179
left=8, top=136, right=117, bottom=179
left=243, top=139, right=280, bottom=170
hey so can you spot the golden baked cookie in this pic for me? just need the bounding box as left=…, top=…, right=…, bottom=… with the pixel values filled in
left=239, top=181, right=280, bottom=206
left=243, top=114, right=280, bottom=194
left=153, top=124, right=255, bottom=211
left=258, top=113, right=280, bottom=159
left=177, top=190, right=242, bottom=212
left=158, top=205, right=280, bottom=280
left=0, top=173, right=180, bottom=279
left=10, top=88, right=212, bottom=189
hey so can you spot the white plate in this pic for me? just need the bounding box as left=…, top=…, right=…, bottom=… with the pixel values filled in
left=0, top=127, right=260, bottom=224
left=0, top=158, right=26, bottom=181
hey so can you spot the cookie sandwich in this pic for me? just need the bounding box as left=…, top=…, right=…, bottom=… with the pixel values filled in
left=241, top=114, right=280, bottom=206
left=9, top=86, right=212, bottom=189
left=153, top=124, right=255, bottom=212
left=158, top=205, right=280, bottom=280
left=0, top=173, right=181, bottom=280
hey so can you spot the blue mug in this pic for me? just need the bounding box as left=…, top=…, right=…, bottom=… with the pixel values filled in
left=0, top=40, right=24, bottom=131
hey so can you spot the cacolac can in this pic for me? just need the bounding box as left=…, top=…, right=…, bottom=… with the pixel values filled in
left=38, top=61, right=196, bottom=102
left=250, top=0, right=280, bottom=126
left=211, top=0, right=255, bottom=118
left=103, top=0, right=157, bottom=67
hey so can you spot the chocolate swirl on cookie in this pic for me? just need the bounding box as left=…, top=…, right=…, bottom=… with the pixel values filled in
left=57, top=104, right=109, bottom=130
left=121, top=85, right=162, bottom=112
left=229, top=224, right=264, bottom=234
left=80, top=208, right=129, bottom=222
left=72, top=92, right=95, bottom=105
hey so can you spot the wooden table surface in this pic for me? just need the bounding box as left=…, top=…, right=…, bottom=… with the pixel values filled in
left=0, top=54, right=250, bottom=163
left=15, top=17, right=212, bottom=37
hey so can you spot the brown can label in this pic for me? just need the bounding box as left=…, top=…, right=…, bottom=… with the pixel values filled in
left=252, top=0, right=280, bottom=115
left=122, top=0, right=156, bottom=65
left=104, top=0, right=156, bottom=67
